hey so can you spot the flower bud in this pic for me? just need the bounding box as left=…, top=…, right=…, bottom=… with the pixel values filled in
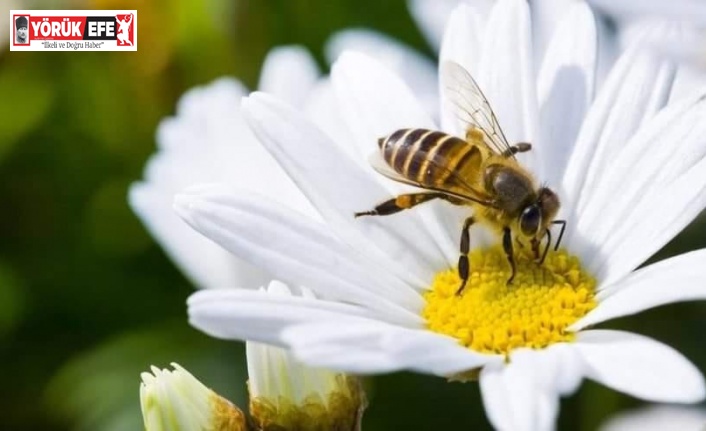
left=140, top=363, right=247, bottom=431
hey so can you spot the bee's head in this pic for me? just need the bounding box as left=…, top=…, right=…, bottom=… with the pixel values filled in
left=519, top=187, right=560, bottom=238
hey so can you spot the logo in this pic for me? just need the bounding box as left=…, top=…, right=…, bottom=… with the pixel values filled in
left=10, top=10, right=137, bottom=51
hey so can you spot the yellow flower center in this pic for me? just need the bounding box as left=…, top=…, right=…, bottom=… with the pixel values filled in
left=423, top=247, right=597, bottom=356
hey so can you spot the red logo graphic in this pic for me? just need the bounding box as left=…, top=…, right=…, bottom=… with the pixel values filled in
left=115, top=13, right=134, bottom=46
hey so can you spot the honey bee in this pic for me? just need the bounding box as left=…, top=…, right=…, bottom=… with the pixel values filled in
left=355, top=61, right=566, bottom=294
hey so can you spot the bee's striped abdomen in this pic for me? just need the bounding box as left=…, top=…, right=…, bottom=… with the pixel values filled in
left=379, top=128, right=478, bottom=188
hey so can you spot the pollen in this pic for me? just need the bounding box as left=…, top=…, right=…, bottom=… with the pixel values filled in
left=423, top=247, right=596, bottom=356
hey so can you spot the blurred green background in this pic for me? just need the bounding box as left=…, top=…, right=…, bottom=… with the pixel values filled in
left=0, top=1, right=704, bottom=430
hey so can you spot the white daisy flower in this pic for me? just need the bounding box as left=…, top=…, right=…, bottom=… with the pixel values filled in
left=598, top=405, right=706, bottom=431
left=177, top=0, right=706, bottom=429
left=140, top=363, right=246, bottom=431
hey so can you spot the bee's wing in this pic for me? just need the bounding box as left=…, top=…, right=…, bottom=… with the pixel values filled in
left=441, top=61, right=515, bottom=159
left=368, top=152, right=495, bottom=206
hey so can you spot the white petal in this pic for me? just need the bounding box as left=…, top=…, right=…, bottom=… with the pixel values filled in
left=439, top=4, right=485, bottom=137
left=594, top=156, right=706, bottom=283
left=325, top=29, right=438, bottom=120
left=283, top=321, right=407, bottom=373
left=283, top=321, right=498, bottom=376
left=406, top=0, right=453, bottom=51
left=587, top=0, right=706, bottom=24
left=523, top=343, right=586, bottom=396
left=159, top=78, right=247, bottom=148
left=536, top=2, right=596, bottom=185
left=598, top=405, right=706, bottom=431
left=571, top=249, right=706, bottom=331
left=303, top=78, right=360, bottom=161
left=593, top=9, right=619, bottom=95
left=530, top=0, right=578, bottom=72
left=247, top=337, right=345, bottom=404
left=331, top=51, right=436, bottom=165
left=385, top=328, right=498, bottom=376
left=562, top=24, right=677, bottom=219
left=575, top=330, right=706, bottom=403
left=149, top=78, right=245, bottom=184
left=573, top=91, right=706, bottom=270
left=129, top=183, right=269, bottom=288
left=257, top=45, right=320, bottom=107
left=671, top=63, right=706, bottom=104
left=150, top=77, right=318, bottom=218
left=551, top=343, right=585, bottom=396
left=187, top=287, right=375, bottom=346
left=131, top=77, right=310, bottom=289
left=243, top=89, right=450, bottom=285
left=406, top=0, right=493, bottom=52
left=480, top=349, right=560, bottom=431
left=439, top=4, right=484, bottom=77
left=480, top=363, right=515, bottom=431
left=174, top=185, right=424, bottom=325
left=567, top=91, right=706, bottom=280
left=479, top=0, right=539, bottom=170
left=618, top=20, right=702, bottom=59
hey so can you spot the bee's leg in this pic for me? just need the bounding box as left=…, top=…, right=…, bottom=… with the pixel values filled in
left=551, top=220, right=567, bottom=251
left=501, top=142, right=532, bottom=158
left=502, top=227, right=517, bottom=285
left=455, top=216, right=475, bottom=296
left=539, top=228, right=552, bottom=264
left=354, top=193, right=445, bottom=217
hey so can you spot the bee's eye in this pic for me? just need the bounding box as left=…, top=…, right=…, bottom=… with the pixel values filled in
left=520, top=205, right=541, bottom=237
